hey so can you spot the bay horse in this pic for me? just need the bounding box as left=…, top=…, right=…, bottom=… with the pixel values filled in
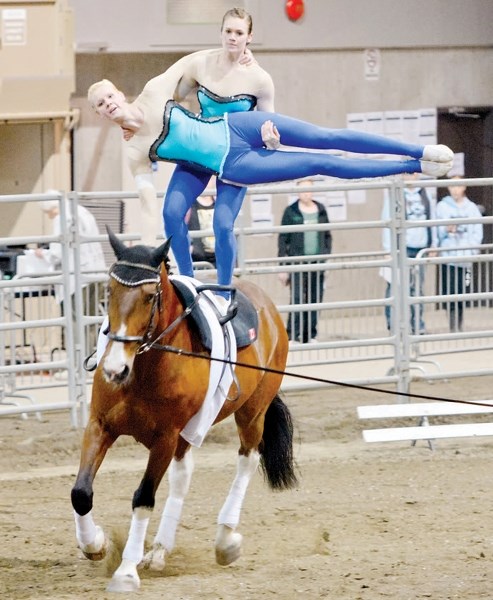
left=71, top=229, right=297, bottom=593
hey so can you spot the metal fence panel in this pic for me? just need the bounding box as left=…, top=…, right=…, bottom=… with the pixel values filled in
left=1, top=182, right=492, bottom=425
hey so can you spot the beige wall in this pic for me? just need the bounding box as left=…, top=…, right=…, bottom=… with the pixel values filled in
left=0, top=0, right=74, bottom=115
left=0, top=0, right=75, bottom=235
left=70, top=0, right=493, bottom=52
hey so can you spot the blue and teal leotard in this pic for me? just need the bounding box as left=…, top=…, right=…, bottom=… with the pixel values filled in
left=197, top=85, right=256, bottom=118
left=152, top=101, right=229, bottom=174
left=151, top=102, right=424, bottom=184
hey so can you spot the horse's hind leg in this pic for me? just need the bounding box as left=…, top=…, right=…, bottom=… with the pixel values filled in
left=215, top=387, right=296, bottom=566
left=142, top=447, right=194, bottom=571
left=215, top=450, right=260, bottom=566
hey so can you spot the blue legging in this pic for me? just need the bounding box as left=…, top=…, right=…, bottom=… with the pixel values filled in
left=223, top=111, right=424, bottom=185
left=163, top=165, right=246, bottom=287
left=165, top=112, right=425, bottom=296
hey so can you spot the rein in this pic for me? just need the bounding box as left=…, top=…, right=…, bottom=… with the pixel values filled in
left=144, top=343, right=493, bottom=410
left=136, top=299, right=198, bottom=355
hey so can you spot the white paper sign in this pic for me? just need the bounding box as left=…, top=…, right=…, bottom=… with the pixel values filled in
left=364, top=48, right=381, bottom=81
left=2, top=9, right=27, bottom=46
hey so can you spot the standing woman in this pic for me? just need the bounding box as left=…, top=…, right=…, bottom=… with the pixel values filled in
left=278, top=180, right=332, bottom=343
left=164, top=8, right=276, bottom=296
left=436, top=176, right=483, bottom=331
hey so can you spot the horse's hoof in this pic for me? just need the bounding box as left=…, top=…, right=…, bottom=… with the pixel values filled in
left=82, top=546, right=107, bottom=561
left=141, top=545, right=167, bottom=571
left=215, top=531, right=243, bottom=566
left=80, top=526, right=108, bottom=561
left=106, top=573, right=140, bottom=593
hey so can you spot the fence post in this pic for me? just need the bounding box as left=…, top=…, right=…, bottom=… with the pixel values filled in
left=392, top=181, right=412, bottom=399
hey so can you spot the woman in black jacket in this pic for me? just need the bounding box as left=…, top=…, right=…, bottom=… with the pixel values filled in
left=278, top=180, right=332, bottom=343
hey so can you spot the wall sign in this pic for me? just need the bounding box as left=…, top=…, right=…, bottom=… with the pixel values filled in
left=2, top=8, right=27, bottom=46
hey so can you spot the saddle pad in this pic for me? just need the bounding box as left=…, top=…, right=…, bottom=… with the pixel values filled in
left=171, top=279, right=258, bottom=349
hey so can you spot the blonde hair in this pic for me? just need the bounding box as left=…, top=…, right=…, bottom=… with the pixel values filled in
left=221, top=8, right=253, bottom=34
left=87, top=79, right=118, bottom=107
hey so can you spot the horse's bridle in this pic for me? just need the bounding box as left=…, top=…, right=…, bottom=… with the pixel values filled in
left=106, top=260, right=199, bottom=354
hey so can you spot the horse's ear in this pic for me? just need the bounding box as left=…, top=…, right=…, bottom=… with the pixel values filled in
left=106, top=225, right=127, bottom=260
left=151, top=237, right=172, bottom=268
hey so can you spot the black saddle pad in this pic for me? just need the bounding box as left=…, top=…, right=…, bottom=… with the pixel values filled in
left=171, top=279, right=258, bottom=350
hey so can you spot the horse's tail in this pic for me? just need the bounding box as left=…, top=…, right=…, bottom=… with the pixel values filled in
left=259, top=394, right=298, bottom=490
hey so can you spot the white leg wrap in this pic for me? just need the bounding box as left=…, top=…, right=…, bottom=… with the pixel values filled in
left=74, top=510, right=98, bottom=546
left=155, top=497, right=184, bottom=553
left=122, top=508, right=151, bottom=564
left=218, top=452, right=260, bottom=529
left=153, top=452, right=194, bottom=553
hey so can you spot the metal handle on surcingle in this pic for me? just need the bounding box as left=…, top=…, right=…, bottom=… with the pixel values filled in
left=195, top=284, right=238, bottom=325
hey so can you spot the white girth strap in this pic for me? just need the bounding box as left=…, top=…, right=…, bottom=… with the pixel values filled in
left=173, top=275, right=237, bottom=447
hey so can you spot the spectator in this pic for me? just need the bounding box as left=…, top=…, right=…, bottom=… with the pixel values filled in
left=381, top=173, right=437, bottom=334
left=436, top=176, right=483, bottom=332
left=186, top=195, right=217, bottom=268
left=278, top=180, right=332, bottom=343
left=36, top=195, right=106, bottom=353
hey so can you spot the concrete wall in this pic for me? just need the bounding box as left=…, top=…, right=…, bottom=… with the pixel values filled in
left=70, top=0, right=493, bottom=52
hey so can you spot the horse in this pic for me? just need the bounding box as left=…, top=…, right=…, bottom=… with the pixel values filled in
left=71, top=228, right=297, bottom=593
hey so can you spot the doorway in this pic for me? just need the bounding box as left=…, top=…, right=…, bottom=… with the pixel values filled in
left=438, top=105, right=493, bottom=242
left=437, top=106, right=493, bottom=307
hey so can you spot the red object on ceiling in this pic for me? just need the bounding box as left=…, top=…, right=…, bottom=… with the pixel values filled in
left=285, top=0, right=305, bottom=22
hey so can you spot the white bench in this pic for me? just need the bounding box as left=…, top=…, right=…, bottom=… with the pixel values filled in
left=357, top=400, right=493, bottom=444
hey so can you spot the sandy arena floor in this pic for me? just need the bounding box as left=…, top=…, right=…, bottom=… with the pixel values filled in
left=1, top=376, right=493, bottom=600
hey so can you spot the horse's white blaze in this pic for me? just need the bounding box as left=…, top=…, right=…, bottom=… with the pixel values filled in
left=103, top=323, right=136, bottom=377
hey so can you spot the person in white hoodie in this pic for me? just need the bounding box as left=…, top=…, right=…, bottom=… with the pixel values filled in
left=436, top=177, right=483, bottom=332
left=36, top=196, right=106, bottom=352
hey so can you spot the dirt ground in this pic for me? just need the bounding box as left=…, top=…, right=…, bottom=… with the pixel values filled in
left=2, top=376, right=493, bottom=600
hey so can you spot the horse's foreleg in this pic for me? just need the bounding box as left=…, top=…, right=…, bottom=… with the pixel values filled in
left=142, top=449, right=194, bottom=571
left=73, top=511, right=107, bottom=561
left=71, top=419, right=114, bottom=561
left=107, top=440, right=176, bottom=592
left=215, top=450, right=260, bottom=566
left=106, top=506, right=152, bottom=593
